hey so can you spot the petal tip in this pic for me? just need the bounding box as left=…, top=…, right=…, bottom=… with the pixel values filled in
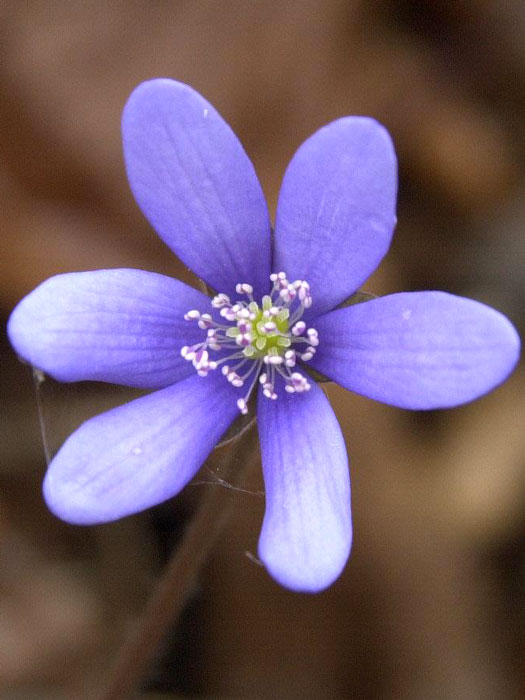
left=502, top=311, right=520, bottom=360
left=123, top=77, right=193, bottom=112
left=492, top=309, right=521, bottom=385
left=42, top=470, right=100, bottom=526
left=322, top=115, right=397, bottom=167
left=258, top=536, right=351, bottom=594
left=7, top=295, right=37, bottom=368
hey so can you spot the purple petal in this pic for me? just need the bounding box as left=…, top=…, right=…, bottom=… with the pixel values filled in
left=122, top=79, right=272, bottom=298
left=310, top=292, right=520, bottom=409
left=257, top=379, right=351, bottom=593
left=7, top=269, right=211, bottom=389
left=274, top=117, right=397, bottom=318
left=43, top=372, right=239, bottom=524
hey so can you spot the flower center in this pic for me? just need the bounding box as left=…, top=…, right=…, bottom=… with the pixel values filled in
left=181, top=272, right=319, bottom=414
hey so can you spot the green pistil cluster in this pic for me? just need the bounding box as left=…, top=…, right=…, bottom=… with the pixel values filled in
left=181, top=273, right=318, bottom=413
left=227, top=296, right=291, bottom=359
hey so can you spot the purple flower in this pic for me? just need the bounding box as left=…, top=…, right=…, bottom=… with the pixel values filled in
left=8, top=79, right=520, bottom=593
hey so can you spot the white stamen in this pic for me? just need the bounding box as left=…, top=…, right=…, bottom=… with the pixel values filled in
left=291, top=321, right=306, bottom=336
left=212, top=293, right=230, bottom=308
left=184, top=309, right=201, bottom=321
left=284, top=350, right=296, bottom=367
left=294, top=280, right=310, bottom=302
left=279, top=284, right=297, bottom=303
left=198, top=313, right=213, bottom=329
left=291, top=372, right=310, bottom=392
left=306, top=328, right=319, bottom=346
left=182, top=272, right=318, bottom=404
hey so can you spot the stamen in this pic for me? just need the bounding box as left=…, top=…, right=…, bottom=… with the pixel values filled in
left=235, top=282, right=254, bottom=297
left=183, top=309, right=201, bottom=321
left=211, top=293, right=230, bottom=308
left=182, top=272, right=319, bottom=412
left=291, top=320, right=306, bottom=336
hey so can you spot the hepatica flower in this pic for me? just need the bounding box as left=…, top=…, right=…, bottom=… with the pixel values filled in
left=8, top=79, right=520, bottom=592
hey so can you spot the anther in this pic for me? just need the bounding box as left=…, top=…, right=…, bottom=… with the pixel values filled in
left=291, top=321, right=306, bottom=336
left=198, top=313, right=213, bottom=329
left=237, top=398, right=248, bottom=415
left=182, top=272, right=318, bottom=412
left=236, top=283, right=253, bottom=295
left=306, top=328, right=319, bottom=346
left=184, top=309, right=201, bottom=321
left=211, top=293, right=230, bottom=308
left=284, top=350, right=296, bottom=367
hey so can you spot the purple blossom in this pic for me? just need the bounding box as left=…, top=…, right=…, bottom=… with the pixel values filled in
left=7, top=79, right=520, bottom=593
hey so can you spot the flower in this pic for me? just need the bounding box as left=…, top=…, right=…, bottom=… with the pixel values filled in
left=8, top=79, right=520, bottom=593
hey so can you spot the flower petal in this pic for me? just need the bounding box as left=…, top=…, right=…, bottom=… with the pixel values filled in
left=274, top=117, right=397, bottom=318
left=122, top=79, right=272, bottom=298
left=310, top=292, right=520, bottom=409
left=7, top=269, right=211, bottom=389
left=257, top=379, right=351, bottom=592
left=43, top=372, right=239, bottom=524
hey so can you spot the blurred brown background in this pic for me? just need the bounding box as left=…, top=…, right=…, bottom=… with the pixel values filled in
left=1, top=1, right=524, bottom=699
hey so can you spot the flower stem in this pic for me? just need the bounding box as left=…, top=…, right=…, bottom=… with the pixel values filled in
left=96, top=425, right=258, bottom=700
